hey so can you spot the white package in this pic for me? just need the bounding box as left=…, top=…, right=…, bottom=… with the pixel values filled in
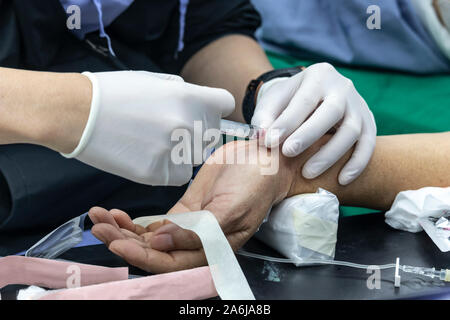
left=254, top=189, right=339, bottom=266
left=385, top=187, right=450, bottom=233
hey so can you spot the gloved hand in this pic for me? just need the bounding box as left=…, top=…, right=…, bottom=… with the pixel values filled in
left=62, top=71, right=235, bottom=186
left=251, top=63, right=376, bottom=185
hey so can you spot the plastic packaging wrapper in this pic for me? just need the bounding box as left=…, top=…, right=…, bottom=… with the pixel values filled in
left=385, top=187, right=450, bottom=252
left=254, top=189, right=339, bottom=266
left=25, top=213, right=87, bottom=259
left=419, top=215, right=450, bottom=252
left=385, top=187, right=450, bottom=233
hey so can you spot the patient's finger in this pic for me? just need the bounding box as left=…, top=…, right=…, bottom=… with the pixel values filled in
left=91, top=223, right=126, bottom=246
left=148, top=198, right=205, bottom=251
left=145, top=219, right=171, bottom=232
left=120, top=228, right=147, bottom=244
left=151, top=223, right=250, bottom=253
left=109, top=239, right=207, bottom=273
left=88, top=207, right=120, bottom=229
left=144, top=198, right=196, bottom=233
left=151, top=223, right=202, bottom=251
left=110, top=209, right=147, bottom=235
left=139, top=201, right=189, bottom=233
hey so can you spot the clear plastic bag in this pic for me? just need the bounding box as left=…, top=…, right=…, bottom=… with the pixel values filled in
left=25, top=213, right=87, bottom=259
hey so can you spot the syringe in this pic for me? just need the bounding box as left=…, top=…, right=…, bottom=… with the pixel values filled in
left=401, top=265, right=450, bottom=282
left=220, top=119, right=265, bottom=140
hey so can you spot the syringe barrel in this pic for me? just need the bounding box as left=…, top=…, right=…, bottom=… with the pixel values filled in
left=402, top=265, right=450, bottom=281
left=220, top=119, right=264, bottom=140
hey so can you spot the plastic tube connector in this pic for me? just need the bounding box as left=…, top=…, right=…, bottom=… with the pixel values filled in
left=445, top=269, right=450, bottom=282
left=394, top=258, right=401, bottom=287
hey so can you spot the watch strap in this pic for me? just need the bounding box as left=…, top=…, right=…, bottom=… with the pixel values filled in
left=242, top=66, right=305, bottom=124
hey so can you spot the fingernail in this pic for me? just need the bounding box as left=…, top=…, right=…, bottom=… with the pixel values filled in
left=152, top=233, right=174, bottom=251
left=282, top=141, right=302, bottom=157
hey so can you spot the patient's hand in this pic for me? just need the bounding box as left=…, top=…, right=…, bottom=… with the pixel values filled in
left=89, top=140, right=297, bottom=273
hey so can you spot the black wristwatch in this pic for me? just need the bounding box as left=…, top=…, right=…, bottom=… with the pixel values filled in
left=242, top=66, right=305, bottom=124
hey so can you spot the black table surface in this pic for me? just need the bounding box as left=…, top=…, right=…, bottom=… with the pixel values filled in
left=239, top=213, right=450, bottom=299
left=52, top=212, right=450, bottom=300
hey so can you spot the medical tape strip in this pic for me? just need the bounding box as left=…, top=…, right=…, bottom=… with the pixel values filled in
left=38, top=266, right=216, bottom=300
left=133, top=210, right=255, bottom=300
left=293, top=209, right=338, bottom=257
left=0, top=256, right=128, bottom=290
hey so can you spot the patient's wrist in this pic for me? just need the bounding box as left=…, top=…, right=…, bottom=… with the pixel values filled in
left=216, top=139, right=298, bottom=204
left=286, top=134, right=335, bottom=198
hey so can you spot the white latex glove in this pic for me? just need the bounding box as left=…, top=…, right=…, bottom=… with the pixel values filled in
left=62, top=71, right=235, bottom=186
left=251, top=63, right=376, bottom=185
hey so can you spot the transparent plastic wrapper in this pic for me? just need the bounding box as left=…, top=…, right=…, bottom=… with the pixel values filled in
left=419, top=216, right=450, bottom=252
left=25, top=213, right=87, bottom=259
left=254, top=188, right=339, bottom=266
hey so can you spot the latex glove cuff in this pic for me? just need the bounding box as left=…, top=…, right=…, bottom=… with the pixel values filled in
left=60, top=72, right=100, bottom=159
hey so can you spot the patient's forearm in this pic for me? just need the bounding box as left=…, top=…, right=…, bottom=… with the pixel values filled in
left=288, top=132, right=450, bottom=210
